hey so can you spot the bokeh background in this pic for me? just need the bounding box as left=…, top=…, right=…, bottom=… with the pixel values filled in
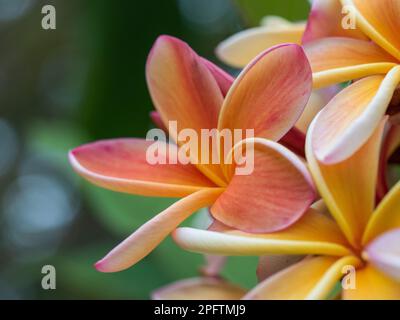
left=0, top=0, right=310, bottom=299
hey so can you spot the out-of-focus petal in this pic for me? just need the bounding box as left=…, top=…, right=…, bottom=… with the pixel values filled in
left=295, top=86, right=341, bottom=134
left=146, top=35, right=226, bottom=186
left=306, top=118, right=386, bottom=248
left=364, top=229, right=400, bottom=281
left=311, top=67, right=400, bottom=164
left=95, top=188, right=223, bottom=272
left=173, top=208, right=351, bottom=257
left=69, top=139, right=216, bottom=198
left=343, top=0, right=400, bottom=61
left=244, top=256, right=361, bottom=300
left=211, top=138, right=316, bottom=233
left=218, top=44, right=312, bottom=142
left=303, top=0, right=367, bottom=43
left=216, top=19, right=305, bottom=68
left=151, top=278, right=246, bottom=300
left=342, top=264, right=400, bottom=300
left=305, top=38, right=398, bottom=88
left=363, top=181, right=400, bottom=244
left=256, top=255, right=303, bottom=282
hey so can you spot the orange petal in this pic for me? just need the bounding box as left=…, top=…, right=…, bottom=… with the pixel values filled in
left=363, top=180, right=400, bottom=245
left=216, top=19, right=305, bottom=68
left=302, top=0, right=367, bottom=43
left=211, top=138, right=316, bottom=233
left=305, top=37, right=398, bottom=88
left=364, top=229, right=400, bottom=281
left=343, top=0, right=400, bottom=61
left=69, top=139, right=216, bottom=198
left=306, top=117, right=386, bottom=248
left=151, top=277, right=246, bottom=300
left=173, top=208, right=351, bottom=257
left=95, top=188, right=223, bottom=272
left=146, top=35, right=226, bottom=186
left=218, top=44, right=312, bottom=142
left=311, top=67, right=400, bottom=164
left=244, top=256, right=362, bottom=300
left=342, top=264, right=400, bottom=300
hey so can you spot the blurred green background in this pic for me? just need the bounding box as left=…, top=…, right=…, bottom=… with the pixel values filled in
left=0, top=0, right=310, bottom=299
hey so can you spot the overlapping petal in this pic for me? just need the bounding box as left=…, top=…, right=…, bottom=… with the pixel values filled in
left=303, top=0, right=367, bottom=43
left=146, top=35, right=226, bottom=185
left=218, top=44, right=312, bottom=142
left=244, top=256, right=361, bottom=300
left=311, top=67, right=400, bottom=164
left=211, top=138, right=316, bottom=233
left=216, top=17, right=305, bottom=68
left=151, top=278, right=246, bottom=300
left=305, top=38, right=398, bottom=88
left=95, top=188, right=223, bottom=272
left=69, top=139, right=216, bottom=198
left=364, top=229, right=400, bottom=281
left=307, top=118, right=386, bottom=248
left=173, top=208, right=351, bottom=257
left=342, top=264, right=400, bottom=300
left=342, top=0, right=400, bottom=61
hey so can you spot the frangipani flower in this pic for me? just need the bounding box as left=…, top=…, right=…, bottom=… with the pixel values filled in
left=173, top=118, right=400, bottom=300
left=303, top=0, right=400, bottom=165
left=69, top=36, right=315, bottom=272
left=216, top=12, right=340, bottom=137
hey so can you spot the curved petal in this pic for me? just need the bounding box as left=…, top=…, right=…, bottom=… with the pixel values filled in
left=95, top=188, right=223, bottom=272
left=304, top=37, right=398, bottom=89
left=217, top=44, right=312, bottom=142
left=311, top=67, right=400, bottom=164
left=173, top=208, right=352, bottom=257
left=364, top=229, right=400, bottom=281
left=146, top=35, right=226, bottom=186
left=343, top=0, right=400, bottom=61
left=342, top=264, right=400, bottom=300
left=306, top=117, right=386, bottom=248
left=302, top=0, right=367, bottom=43
left=211, top=138, right=316, bottom=233
left=69, top=139, right=216, bottom=198
left=216, top=19, right=305, bottom=68
left=151, top=278, right=246, bottom=300
left=363, top=181, right=400, bottom=244
left=244, top=256, right=362, bottom=300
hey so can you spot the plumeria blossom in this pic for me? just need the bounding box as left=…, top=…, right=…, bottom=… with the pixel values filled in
left=69, top=35, right=316, bottom=272
left=173, top=118, right=400, bottom=300
left=303, top=0, right=400, bottom=166
left=216, top=13, right=340, bottom=138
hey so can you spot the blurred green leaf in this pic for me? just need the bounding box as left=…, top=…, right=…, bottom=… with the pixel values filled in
left=84, top=183, right=176, bottom=236
left=234, top=0, right=310, bottom=26
left=221, top=256, right=259, bottom=289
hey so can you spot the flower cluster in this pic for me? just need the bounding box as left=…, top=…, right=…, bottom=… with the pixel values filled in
left=69, top=0, right=400, bottom=300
